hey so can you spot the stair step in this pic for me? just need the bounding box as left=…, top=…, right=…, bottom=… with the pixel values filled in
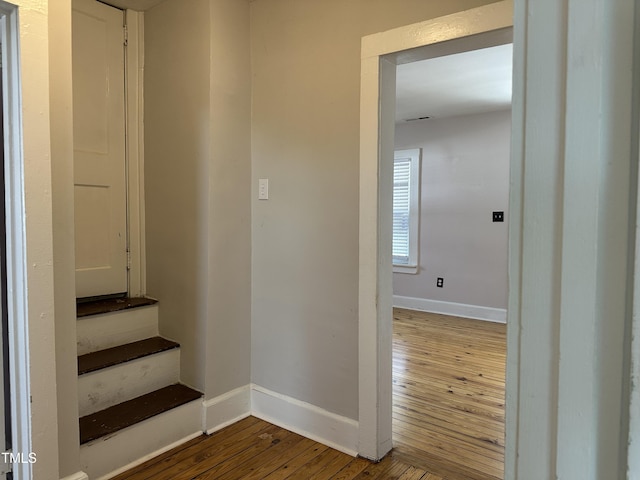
left=77, top=303, right=159, bottom=355
left=79, top=393, right=202, bottom=480
left=77, top=296, right=157, bottom=318
left=78, top=341, right=180, bottom=417
left=78, top=337, right=178, bottom=375
left=79, top=384, right=202, bottom=444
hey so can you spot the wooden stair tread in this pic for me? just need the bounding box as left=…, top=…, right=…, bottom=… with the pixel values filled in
left=79, top=384, right=202, bottom=444
left=78, top=337, right=179, bottom=375
left=77, top=296, right=157, bottom=318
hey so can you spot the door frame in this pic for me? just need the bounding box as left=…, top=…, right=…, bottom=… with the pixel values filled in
left=359, top=1, right=640, bottom=478
left=0, top=2, right=51, bottom=477
left=72, top=4, right=146, bottom=299
left=124, top=9, right=146, bottom=297
left=357, top=1, right=514, bottom=461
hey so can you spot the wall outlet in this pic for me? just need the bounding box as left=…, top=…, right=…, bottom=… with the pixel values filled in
left=493, top=211, right=504, bottom=222
left=436, top=277, right=444, bottom=288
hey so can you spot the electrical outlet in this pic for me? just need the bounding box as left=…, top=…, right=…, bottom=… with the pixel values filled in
left=493, top=211, right=504, bottom=222
left=436, top=277, right=444, bottom=288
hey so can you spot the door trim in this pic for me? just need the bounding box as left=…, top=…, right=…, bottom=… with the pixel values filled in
left=124, top=9, right=146, bottom=297
left=0, top=3, right=42, bottom=477
left=357, top=1, right=514, bottom=462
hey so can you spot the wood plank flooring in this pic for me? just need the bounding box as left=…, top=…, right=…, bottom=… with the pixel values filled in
left=110, top=415, right=442, bottom=480
left=391, top=308, right=506, bottom=480
left=112, top=309, right=505, bottom=480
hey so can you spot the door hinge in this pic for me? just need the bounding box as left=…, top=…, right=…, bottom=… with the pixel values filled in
left=126, top=250, right=132, bottom=271
left=123, top=25, right=128, bottom=46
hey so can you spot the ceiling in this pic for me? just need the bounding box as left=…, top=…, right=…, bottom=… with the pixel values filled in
left=395, top=43, right=513, bottom=123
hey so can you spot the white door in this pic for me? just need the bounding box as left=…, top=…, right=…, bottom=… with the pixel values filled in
left=72, top=0, right=127, bottom=298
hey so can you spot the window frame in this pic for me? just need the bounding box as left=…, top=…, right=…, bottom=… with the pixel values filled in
left=392, top=148, right=420, bottom=274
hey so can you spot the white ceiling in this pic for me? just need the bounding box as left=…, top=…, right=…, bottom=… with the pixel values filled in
left=395, top=43, right=513, bottom=123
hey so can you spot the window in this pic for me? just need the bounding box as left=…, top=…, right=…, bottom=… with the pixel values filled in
left=393, top=149, right=420, bottom=274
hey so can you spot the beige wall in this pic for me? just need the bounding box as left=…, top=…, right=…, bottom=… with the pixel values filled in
left=250, top=0, right=501, bottom=419
left=145, top=0, right=211, bottom=391
left=206, top=0, right=252, bottom=398
left=145, top=0, right=252, bottom=397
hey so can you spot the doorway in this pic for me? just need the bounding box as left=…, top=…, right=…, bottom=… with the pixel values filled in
left=72, top=0, right=146, bottom=300
left=72, top=0, right=128, bottom=299
left=357, top=0, right=513, bottom=464
left=390, top=40, right=511, bottom=479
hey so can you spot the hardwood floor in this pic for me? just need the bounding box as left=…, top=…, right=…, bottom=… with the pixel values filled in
left=391, top=308, right=506, bottom=480
left=113, top=309, right=505, bottom=480
left=110, top=415, right=443, bottom=480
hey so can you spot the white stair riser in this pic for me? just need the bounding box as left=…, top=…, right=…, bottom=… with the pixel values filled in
left=80, top=399, right=202, bottom=480
left=77, top=305, right=159, bottom=355
left=78, top=349, right=180, bottom=417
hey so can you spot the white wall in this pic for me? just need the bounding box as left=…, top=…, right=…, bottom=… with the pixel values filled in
left=250, top=0, right=502, bottom=421
left=393, top=110, right=510, bottom=312
left=145, top=0, right=252, bottom=401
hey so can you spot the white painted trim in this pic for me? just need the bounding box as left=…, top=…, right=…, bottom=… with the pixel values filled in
left=359, top=1, right=513, bottom=462
left=392, top=264, right=418, bottom=274
left=60, top=471, right=89, bottom=480
left=0, top=5, right=34, bottom=479
left=361, top=2, right=513, bottom=60
left=202, top=385, right=251, bottom=434
left=393, top=296, right=507, bottom=323
left=125, top=9, right=146, bottom=297
left=250, top=384, right=358, bottom=457
left=627, top=6, right=640, bottom=476
left=393, top=148, right=420, bottom=269
left=630, top=223, right=640, bottom=477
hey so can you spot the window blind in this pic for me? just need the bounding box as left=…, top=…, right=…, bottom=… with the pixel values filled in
left=393, top=158, right=412, bottom=264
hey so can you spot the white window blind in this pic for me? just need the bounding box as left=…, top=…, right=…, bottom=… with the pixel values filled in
left=393, top=158, right=412, bottom=262
left=393, top=149, right=420, bottom=272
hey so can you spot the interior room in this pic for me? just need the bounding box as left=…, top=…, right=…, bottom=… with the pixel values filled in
left=390, top=44, right=511, bottom=479
left=1, top=0, right=638, bottom=479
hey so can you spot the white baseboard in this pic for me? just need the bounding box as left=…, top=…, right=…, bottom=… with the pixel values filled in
left=202, top=384, right=251, bottom=434
left=250, top=384, right=358, bottom=456
left=60, top=472, right=88, bottom=480
left=393, top=295, right=507, bottom=323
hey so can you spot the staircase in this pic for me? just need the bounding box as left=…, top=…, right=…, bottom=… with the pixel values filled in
left=76, top=297, right=203, bottom=480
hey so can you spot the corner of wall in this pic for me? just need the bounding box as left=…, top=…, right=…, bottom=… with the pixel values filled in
left=250, top=384, right=359, bottom=456
left=202, top=385, right=252, bottom=434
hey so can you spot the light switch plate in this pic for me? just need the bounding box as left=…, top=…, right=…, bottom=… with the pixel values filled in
left=259, top=179, right=269, bottom=200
